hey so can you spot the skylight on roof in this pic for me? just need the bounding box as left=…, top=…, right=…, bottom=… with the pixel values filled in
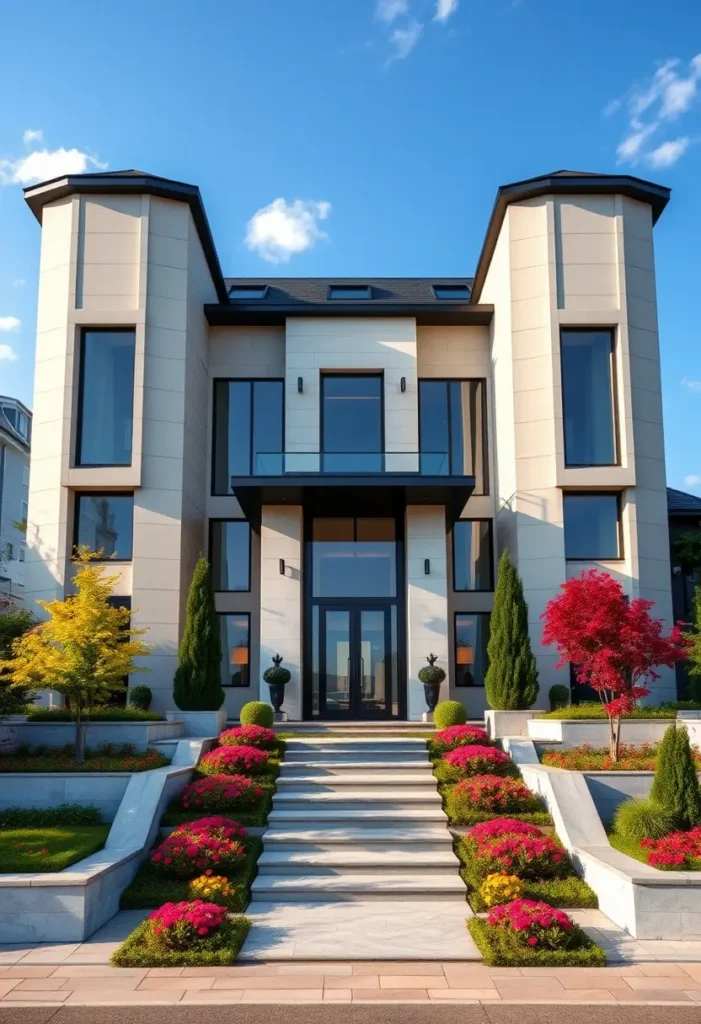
left=433, top=284, right=471, bottom=300
left=328, top=285, right=372, bottom=300
left=229, top=285, right=268, bottom=300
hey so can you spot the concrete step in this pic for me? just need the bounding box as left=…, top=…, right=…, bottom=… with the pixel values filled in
left=284, top=749, right=429, bottom=763
left=276, top=772, right=436, bottom=786
left=285, top=738, right=428, bottom=748
left=272, top=790, right=442, bottom=808
left=250, top=871, right=466, bottom=902
left=264, top=826, right=453, bottom=844
left=280, top=760, right=433, bottom=774
left=258, top=846, right=458, bottom=872
left=273, top=721, right=436, bottom=732
left=268, top=808, right=448, bottom=824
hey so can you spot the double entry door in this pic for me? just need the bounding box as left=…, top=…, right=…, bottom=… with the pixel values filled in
left=318, top=604, right=394, bottom=719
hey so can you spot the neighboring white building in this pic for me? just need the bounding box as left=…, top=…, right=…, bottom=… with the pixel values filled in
left=0, top=396, right=31, bottom=601
left=21, top=168, right=675, bottom=718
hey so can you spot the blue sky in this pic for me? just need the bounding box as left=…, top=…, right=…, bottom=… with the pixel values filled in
left=1, top=0, right=700, bottom=490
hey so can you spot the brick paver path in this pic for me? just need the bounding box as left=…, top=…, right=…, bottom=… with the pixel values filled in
left=4, top=961, right=701, bottom=1004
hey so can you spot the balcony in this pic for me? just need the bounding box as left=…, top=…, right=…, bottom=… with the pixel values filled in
left=229, top=452, right=475, bottom=524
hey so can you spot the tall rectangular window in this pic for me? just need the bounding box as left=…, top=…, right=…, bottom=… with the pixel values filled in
left=219, top=613, right=250, bottom=687
left=212, top=380, right=284, bottom=492
left=210, top=520, right=250, bottom=591
left=77, top=330, right=135, bottom=466
left=561, top=330, right=617, bottom=467
left=563, top=493, right=622, bottom=560
left=74, top=493, right=134, bottom=560
left=453, top=520, right=493, bottom=591
left=321, top=374, right=383, bottom=473
left=454, top=613, right=490, bottom=687
left=419, top=379, right=488, bottom=493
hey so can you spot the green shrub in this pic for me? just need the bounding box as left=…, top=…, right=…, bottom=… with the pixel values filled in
left=240, top=701, right=274, bottom=728
left=173, top=557, right=225, bottom=712
left=468, top=917, right=606, bottom=967
left=650, top=723, right=701, bottom=829
left=548, top=684, right=570, bottom=711
left=536, top=702, right=675, bottom=720
left=111, top=915, right=251, bottom=967
left=25, top=706, right=163, bottom=722
left=128, top=685, right=152, bottom=710
left=663, top=701, right=701, bottom=711
left=0, top=804, right=102, bottom=828
left=485, top=550, right=539, bottom=710
left=613, top=797, right=676, bottom=842
left=433, top=700, right=466, bottom=729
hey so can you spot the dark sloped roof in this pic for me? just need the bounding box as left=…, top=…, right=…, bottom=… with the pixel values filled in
left=668, top=487, right=701, bottom=516
left=224, top=278, right=473, bottom=306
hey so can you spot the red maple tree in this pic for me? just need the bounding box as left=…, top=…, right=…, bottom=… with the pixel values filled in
left=541, top=570, right=688, bottom=761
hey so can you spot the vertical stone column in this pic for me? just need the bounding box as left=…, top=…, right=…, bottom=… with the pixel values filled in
left=406, top=506, right=449, bottom=721
left=259, top=506, right=303, bottom=719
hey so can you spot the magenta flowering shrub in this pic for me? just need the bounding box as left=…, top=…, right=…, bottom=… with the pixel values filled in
left=641, top=827, right=701, bottom=869
left=198, top=744, right=269, bottom=776
left=148, top=900, right=227, bottom=950
left=150, top=817, right=246, bottom=877
left=180, top=774, right=263, bottom=813
left=443, top=744, right=513, bottom=778
left=472, top=834, right=568, bottom=881
left=469, top=819, right=543, bottom=842
left=486, top=899, right=576, bottom=950
left=451, top=775, right=542, bottom=814
left=432, top=724, right=490, bottom=754
left=218, top=725, right=276, bottom=750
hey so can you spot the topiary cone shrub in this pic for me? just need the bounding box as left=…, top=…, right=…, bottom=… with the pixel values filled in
left=548, top=684, right=570, bottom=712
left=433, top=700, right=467, bottom=729
left=485, top=550, right=539, bottom=710
left=173, top=558, right=224, bottom=712
left=650, top=723, right=701, bottom=830
left=240, top=701, right=274, bottom=728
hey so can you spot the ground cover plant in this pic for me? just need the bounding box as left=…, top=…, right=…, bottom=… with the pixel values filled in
left=111, top=900, right=251, bottom=967
left=0, top=804, right=101, bottom=828
left=468, top=899, right=605, bottom=966
left=0, top=743, right=170, bottom=773
left=444, top=775, right=551, bottom=826
left=540, top=742, right=701, bottom=772
left=536, top=703, right=676, bottom=720
left=0, top=824, right=111, bottom=872
left=24, top=706, right=163, bottom=722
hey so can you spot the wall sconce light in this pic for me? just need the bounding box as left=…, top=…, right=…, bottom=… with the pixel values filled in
left=424, top=559, right=430, bottom=575
left=400, top=377, right=406, bottom=392
left=279, top=559, right=285, bottom=575
left=297, top=377, right=303, bottom=393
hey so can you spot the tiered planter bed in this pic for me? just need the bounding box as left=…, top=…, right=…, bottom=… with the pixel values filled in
left=112, top=913, right=251, bottom=967
left=468, top=915, right=605, bottom=967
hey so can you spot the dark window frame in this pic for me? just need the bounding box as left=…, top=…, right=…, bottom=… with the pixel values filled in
left=211, top=377, right=285, bottom=492
left=453, top=610, right=491, bottom=688
left=229, top=285, right=269, bottom=300
left=451, top=518, right=494, bottom=592
left=563, top=491, right=624, bottom=561
left=320, top=372, right=385, bottom=473
left=73, top=491, right=134, bottom=562
left=75, top=327, right=136, bottom=468
left=560, top=327, right=620, bottom=469
left=208, top=518, right=252, bottom=593
left=433, top=284, right=471, bottom=301
left=218, top=612, right=251, bottom=688
left=327, top=284, right=372, bottom=300
left=418, top=377, right=489, bottom=493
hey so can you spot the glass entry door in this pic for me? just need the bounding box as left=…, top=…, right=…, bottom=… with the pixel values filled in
left=319, top=605, right=393, bottom=718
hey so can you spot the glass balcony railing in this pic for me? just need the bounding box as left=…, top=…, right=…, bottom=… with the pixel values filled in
left=249, top=452, right=456, bottom=476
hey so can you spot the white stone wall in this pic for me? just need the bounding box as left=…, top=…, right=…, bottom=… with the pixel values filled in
left=259, top=506, right=302, bottom=720
left=406, top=506, right=449, bottom=720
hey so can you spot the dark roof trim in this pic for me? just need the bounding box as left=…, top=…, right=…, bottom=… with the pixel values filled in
left=470, top=171, right=671, bottom=304
left=667, top=487, right=701, bottom=517
left=23, top=171, right=228, bottom=302
left=205, top=302, right=494, bottom=327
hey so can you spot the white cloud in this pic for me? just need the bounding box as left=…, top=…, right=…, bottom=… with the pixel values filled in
left=22, top=129, right=43, bottom=145
left=617, top=122, right=657, bottom=162
left=434, top=0, right=458, bottom=20
left=245, top=198, right=331, bottom=263
left=0, top=344, right=17, bottom=362
left=682, top=377, right=701, bottom=392
left=376, top=0, right=408, bottom=23
left=0, top=316, right=20, bottom=332
left=685, top=475, right=701, bottom=488
left=0, top=147, right=107, bottom=186
left=647, top=136, right=691, bottom=167
left=12, top=279, right=26, bottom=288
left=389, top=18, right=422, bottom=60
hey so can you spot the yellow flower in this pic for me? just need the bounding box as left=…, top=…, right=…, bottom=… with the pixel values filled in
left=479, top=872, right=523, bottom=907
left=188, top=874, right=233, bottom=900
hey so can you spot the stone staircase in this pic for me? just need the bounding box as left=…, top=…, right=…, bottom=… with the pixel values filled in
left=251, top=736, right=465, bottom=902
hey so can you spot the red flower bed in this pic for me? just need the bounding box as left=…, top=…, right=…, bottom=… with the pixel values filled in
left=642, top=827, right=701, bottom=869
left=443, top=744, right=513, bottom=777
left=453, top=775, right=542, bottom=814
left=179, top=774, right=264, bottom=813
left=148, top=900, right=227, bottom=949
left=150, top=817, right=246, bottom=878
left=198, top=745, right=269, bottom=776
left=470, top=819, right=543, bottom=841
left=486, top=899, right=576, bottom=950
left=218, top=725, right=276, bottom=750
left=432, top=724, right=489, bottom=754
left=540, top=743, right=701, bottom=772
left=463, top=818, right=569, bottom=882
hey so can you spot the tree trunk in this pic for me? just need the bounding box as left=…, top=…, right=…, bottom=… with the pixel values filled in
left=74, top=704, right=85, bottom=763
left=609, top=715, right=622, bottom=762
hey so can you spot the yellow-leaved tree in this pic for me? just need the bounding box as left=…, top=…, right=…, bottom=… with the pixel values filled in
left=0, top=549, right=151, bottom=761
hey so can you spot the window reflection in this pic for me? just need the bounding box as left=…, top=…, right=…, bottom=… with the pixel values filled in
left=212, top=380, right=284, bottom=491
left=563, top=493, right=621, bottom=560
left=453, top=520, right=493, bottom=591
left=322, top=375, right=383, bottom=473
left=219, top=614, right=250, bottom=687
left=77, top=330, right=135, bottom=466
left=75, top=493, right=134, bottom=560
left=419, top=379, right=487, bottom=492
left=561, top=330, right=617, bottom=467
left=455, top=613, right=490, bottom=687
left=312, top=517, right=396, bottom=597
left=211, top=520, right=250, bottom=591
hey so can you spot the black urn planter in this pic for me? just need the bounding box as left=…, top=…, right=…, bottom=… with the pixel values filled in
left=268, top=682, right=286, bottom=714
left=422, top=681, right=441, bottom=712
left=418, top=654, right=446, bottom=714
left=263, top=655, right=291, bottom=716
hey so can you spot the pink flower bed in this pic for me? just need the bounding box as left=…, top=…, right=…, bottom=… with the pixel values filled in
left=470, top=819, right=543, bottom=841
left=179, top=774, right=264, bottom=813
left=487, top=899, right=575, bottom=950
left=198, top=744, right=269, bottom=776
left=218, top=725, right=277, bottom=750
left=443, top=744, right=513, bottom=777
left=148, top=900, right=227, bottom=950
left=452, top=775, right=541, bottom=813
left=150, top=817, right=246, bottom=877
left=642, top=827, right=701, bottom=869
left=464, top=817, right=569, bottom=881
left=432, top=724, right=489, bottom=754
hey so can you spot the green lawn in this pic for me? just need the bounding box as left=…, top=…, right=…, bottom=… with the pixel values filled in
left=0, top=825, right=111, bottom=872
left=607, top=830, right=651, bottom=865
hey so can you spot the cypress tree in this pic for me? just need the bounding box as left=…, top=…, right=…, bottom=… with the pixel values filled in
left=650, top=723, right=701, bottom=829
left=173, top=557, right=225, bottom=711
left=484, top=549, right=539, bottom=710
